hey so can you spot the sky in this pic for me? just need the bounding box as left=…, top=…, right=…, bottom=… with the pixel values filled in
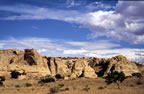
left=0, top=0, right=144, bottom=62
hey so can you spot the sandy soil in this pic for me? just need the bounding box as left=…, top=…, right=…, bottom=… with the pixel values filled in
left=0, top=77, right=144, bottom=94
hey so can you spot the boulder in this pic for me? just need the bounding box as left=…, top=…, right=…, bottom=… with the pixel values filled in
left=70, top=73, right=77, bottom=79
left=83, top=66, right=97, bottom=78
left=64, top=76, right=69, bottom=80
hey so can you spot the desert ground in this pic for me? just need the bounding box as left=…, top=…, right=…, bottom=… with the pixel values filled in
left=0, top=76, right=144, bottom=94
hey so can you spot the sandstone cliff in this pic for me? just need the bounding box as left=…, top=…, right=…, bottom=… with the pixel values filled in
left=0, top=49, right=142, bottom=80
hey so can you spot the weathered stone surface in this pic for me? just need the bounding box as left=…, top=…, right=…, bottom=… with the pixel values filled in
left=47, top=57, right=57, bottom=76
left=70, top=73, right=77, bottom=79
left=0, top=49, right=141, bottom=79
left=88, top=55, right=140, bottom=76
left=55, top=58, right=71, bottom=76
left=72, top=59, right=88, bottom=77
left=105, top=55, right=139, bottom=76
left=136, top=62, right=144, bottom=74
left=64, top=76, right=69, bottom=80
left=0, top=49, right=51, bottom=78
left=83, top=66, right=97, bottom=78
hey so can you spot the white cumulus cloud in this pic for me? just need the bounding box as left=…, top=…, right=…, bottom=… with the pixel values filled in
left=0, top=1, right=143, bottom=44
left=0, top=37, right=143, bottom=62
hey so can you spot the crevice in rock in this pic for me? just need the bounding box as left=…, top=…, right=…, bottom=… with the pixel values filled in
left=9, top=59, right=13, bottom=64
left=13, top=51, right=18, bottom=55
left=71, top=61, right=76, bottom=73
left=53, top=58, right=58, bottom=74
left=47, top=57, right=52, bottom=73
left=24, top=54, right=36, bottom=66
left=95, top=61, right=109, bottom=77
left=79, top=70, right=84, bottom=78
left=110, top=65, right=115, bottom=73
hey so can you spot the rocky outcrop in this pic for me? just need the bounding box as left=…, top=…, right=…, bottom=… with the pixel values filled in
left=0, top=49, right=51, bottom=78
left=88, top=56, right=140, bottom=76
left=0, top=49, right=141, bottom=79
left=105, top=55, right=139, bottom=76
left=72, top=59, right=88, bottom=77
left=88, top=58, right=109, bottom=76
left=135, top=62, right=144, bottom=75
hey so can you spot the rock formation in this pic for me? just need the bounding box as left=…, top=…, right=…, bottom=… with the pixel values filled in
left=105, top=56, right=139, bottom=76
left=0, top=49, right=142, bottom=80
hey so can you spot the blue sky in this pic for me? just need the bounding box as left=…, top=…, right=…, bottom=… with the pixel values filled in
left=0, top=0, right=144, bottom=62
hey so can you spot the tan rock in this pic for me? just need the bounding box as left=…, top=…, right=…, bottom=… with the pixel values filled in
left=0, top=49, right=51, bottom=78
left=105, top=55, right=139, bottom=76
left=83, top=66, right=97, bottom=78
left=64, top=76, right=69, bottom=80
left=47, top=57, right=57, bottom=76
left=72, top=59, right=88, bottom=77
left=18, top=75, right=26, bottom=80
left=55, top=58, right=71, bottom=76
left=0, top=49, right=141, bottom=79
left=70, top=73, right=77, bottom=79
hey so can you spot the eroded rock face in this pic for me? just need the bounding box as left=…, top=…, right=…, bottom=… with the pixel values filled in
left=105, top=56, right=139, bottom=76
left=136, top=63, right=144, bottom=74
left=0, top=49, right=141, bottom=79
left=0, top=49, right=51, bottom=78
left=55, top=58, right=71, bottom=76
left=88, top=58, right=109, bottom=76
left=83, top=66, right=97, bottom=78
left=72, top=59, right=88, bottom=77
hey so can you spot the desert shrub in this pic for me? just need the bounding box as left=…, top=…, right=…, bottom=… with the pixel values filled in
left=64, top=88, right=69, bottom=91
left=0, top=76, right=5, bottom=86
left=58, top=84, right=64, bottom=88
left=11, top=70, right=20, bottom=79
left=50, top=86, right=60, bottom=93
left=98, top=86, right=105, bottom=90
left=32, top=88, right=34, bottom=91
left=83, top=85, right=90, bottom=92
left=39, top=75, right=55, bottom=83
left=105, top=71, right=126, bottom=89
left=132, top=73, right=142, bottom=78
left=0, top=76, right=5, bottom=81
left=15, top=85, right=20, bottom=88
left=0, top=80, right=3, bottom=86
left=25, top=83, right=32, bottom=87
left=72, top=86, right=76, bottom=90
left=55, top=74, right=63, bottom=79
left=137, top=80, right=142, bottom=85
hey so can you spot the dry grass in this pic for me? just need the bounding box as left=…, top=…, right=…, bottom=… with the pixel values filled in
left=0, top=77, right=144, bottom=94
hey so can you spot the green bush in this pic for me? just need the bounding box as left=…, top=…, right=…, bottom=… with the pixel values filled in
left=0, top=76, right=5, bottom=87
left=39, top=75, right=55, bottom=83
left=55, top=74, right=63, bottom=79
left=137, top=79, right=142, bottom=85
left=83, top=85, right=90, bottom=92
left=0, top=81, right=3, bottom=86
left=25, top=83, right=32, bottom=87
left=0, top=76, right=5, bottom=81
left=11, top=71, right=20, bottom=79
left=105, top=71, right=126, bottom=84
left=105, top=71, right=126, bottom=89
left=64, top=88, right=69, bottom=91
left=132, top=73, right=142, bottom=78
left=15, top=85, right=20, bottom=88
left=58, top=84, right=64, bottom=88
left=98, top=86, right=105, bottom=90
left=50, top=86, right=60, bottom=93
